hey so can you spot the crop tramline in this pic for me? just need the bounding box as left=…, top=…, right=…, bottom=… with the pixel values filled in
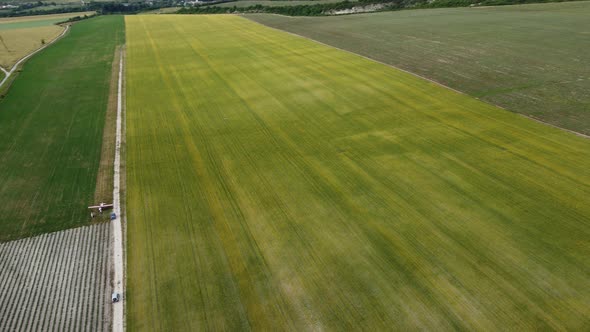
left=74, top=226, right=92, bottom=330
left=30, top=232, right=62, bottom=332
left=86, top=228, right=96, bottom=328
left=51, top=229, right=73, bottom=332
left=21, top=234, right=49, bottom=332
left=96, top=227, right=104, bottom=327
left=12, top=233, right=45, bottom=332
left=96, top=225, right=111, bottom=330
left=32, top=233, right=54, bottom=331
left=98, top=223, right=112, bottom=331
left=20, top=234, right=49, bottom=332
left=29, top=234, right=54, bottom=330
left=0, top=223, right=111, bottom=331
left=83, top=226, right=97, bottom=330
left=0, top=238, right=18, bottom=296
left=60, top=227, right=82, bottom=332
left=87, top=226, right=100, bottom=330
left=0, top=243, right=11, bottom=309
left=87, top=226, right=98, bottom=329
left=0, top=238, right=26, bottom=329
left=69, top=228, right=87, bottom=332
left=88, top=227, right=100, bottom=330
left=103, top=225, right=113, bottom=330
left=45, top=227, right=74, bottom=332
left=38, top=232, right=62, bottom=331
left=49, top=231, right=69, bottom=329
left=0, top=242, right=14, bottom=328
left=3, top=239, right=28, bottom=329
left=77, top=226, right=92, bottom=332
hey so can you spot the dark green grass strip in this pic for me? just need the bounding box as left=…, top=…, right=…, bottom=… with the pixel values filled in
left=0, top=15, right=124, bottom=242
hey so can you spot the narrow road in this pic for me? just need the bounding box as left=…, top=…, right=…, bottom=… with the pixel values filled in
left=112, top=48, right=125, bottom=332
left=0, top=24, right=70, bottom=89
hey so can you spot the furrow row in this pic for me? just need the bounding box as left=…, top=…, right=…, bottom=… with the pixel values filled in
left=0, top=223, right=112, bottom=331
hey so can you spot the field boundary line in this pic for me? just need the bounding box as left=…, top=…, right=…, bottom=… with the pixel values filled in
left=516, top=114, right=590, bottom=139
left=0, top=24, right=70, bottom=89
left=112, top=47, right=125, bottom=332
left=243, top=15, right=589, bottom=139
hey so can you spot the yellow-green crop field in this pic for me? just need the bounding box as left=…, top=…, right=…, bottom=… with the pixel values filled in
left=125, top=15, right=590, bottom=330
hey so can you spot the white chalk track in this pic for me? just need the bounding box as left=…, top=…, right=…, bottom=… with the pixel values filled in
left=112, top=49, right=125, bottom=332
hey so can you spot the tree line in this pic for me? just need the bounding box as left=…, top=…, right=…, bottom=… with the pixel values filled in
left=0, top=1, right=176, bottom=17
left=177, top=0, right=581, bottom=16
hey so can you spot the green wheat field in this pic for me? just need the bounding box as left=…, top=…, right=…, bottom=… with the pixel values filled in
left=125, top=14, right=590, bottom=331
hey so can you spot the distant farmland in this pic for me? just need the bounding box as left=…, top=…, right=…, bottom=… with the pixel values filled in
left=125, top=15, right=590, bottom=330
left=0, top=223, right=112, bottom=331
left=205, top=0, right=354, bottom=8
left=0, top=12, right=93, bottom=25
left=0, top=16, right=124, bottom=242
left=0, top=12, right=93, bottom=68
left=248, top=1, right=590, bottom=135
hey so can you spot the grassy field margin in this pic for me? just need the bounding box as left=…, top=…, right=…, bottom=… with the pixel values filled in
left=0, top=15, right=125, bottom=242
left=93, top=46, right=122, bottom=221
